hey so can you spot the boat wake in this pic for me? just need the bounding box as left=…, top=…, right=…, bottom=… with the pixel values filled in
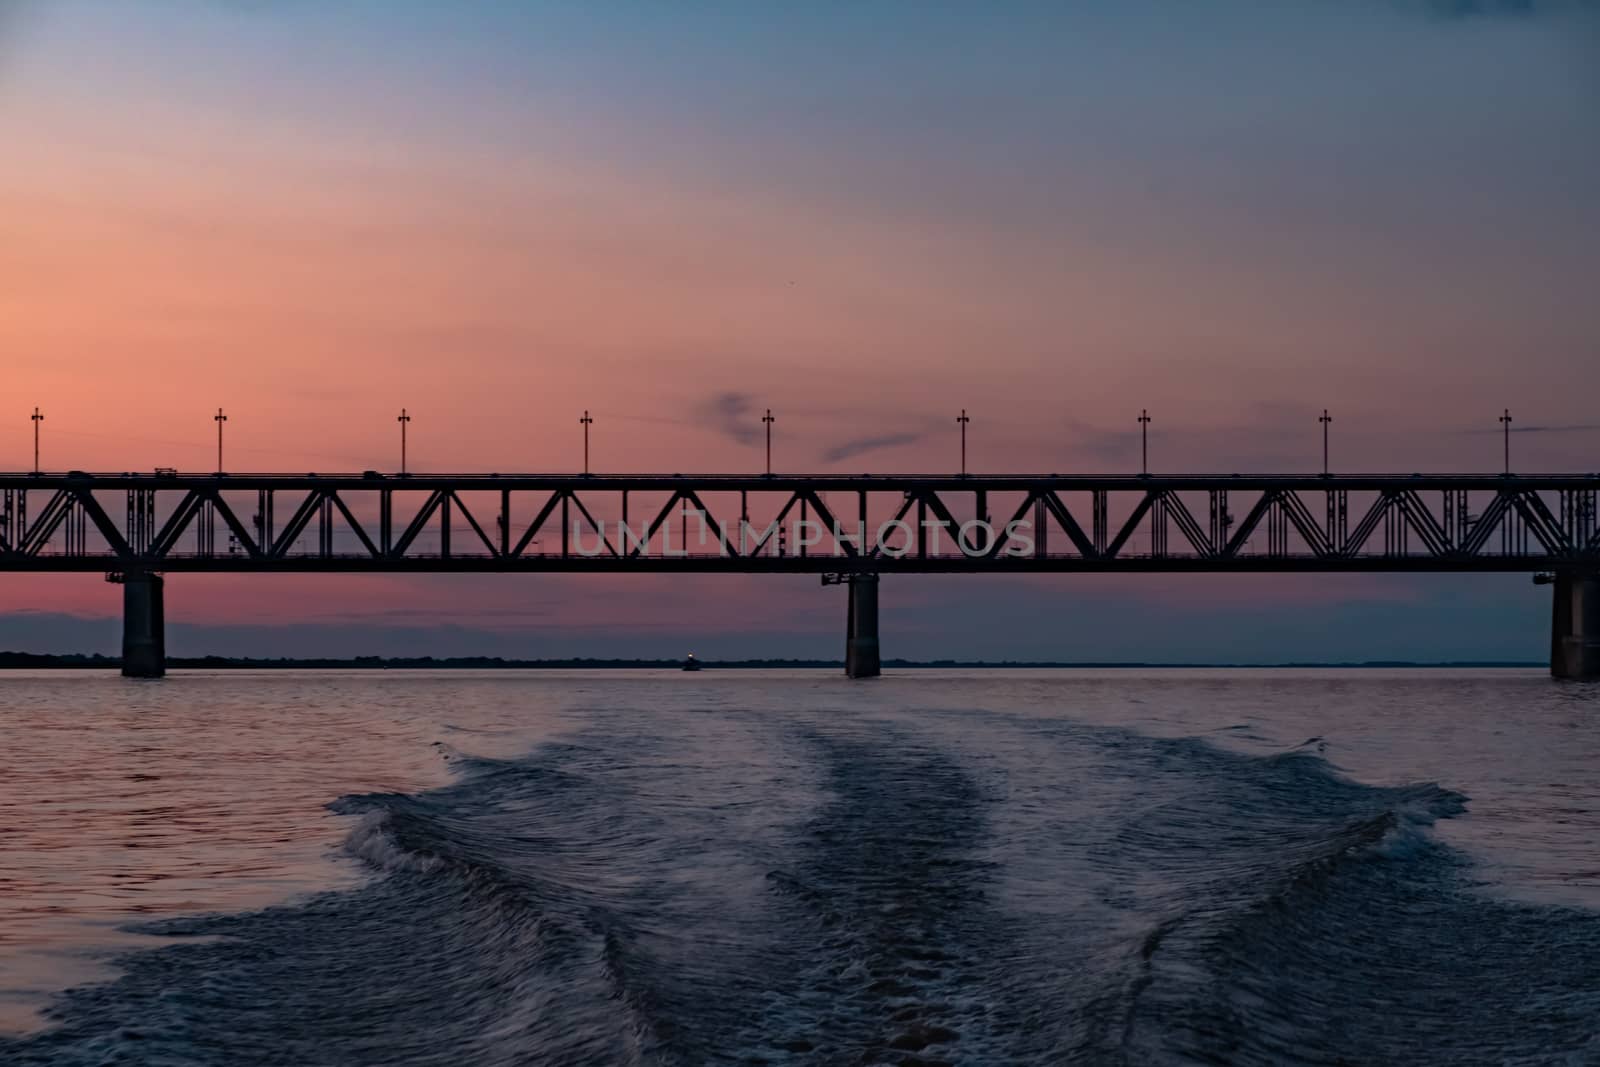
left=6, top=710, right=1598, bottom=1065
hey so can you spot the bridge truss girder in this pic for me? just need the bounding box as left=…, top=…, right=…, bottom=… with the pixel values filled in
left=0, top=474, right=1596, bottom=573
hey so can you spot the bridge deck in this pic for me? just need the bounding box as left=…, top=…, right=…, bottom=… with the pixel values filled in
left=2, top=472, right=1597, bottom=490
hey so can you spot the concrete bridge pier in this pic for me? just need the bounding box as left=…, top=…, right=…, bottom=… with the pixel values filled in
left=845, top=574, right=881, bottom=679
left=1550, top=573, right=1600, bottom=680
left=119, top=572, right=166, bottom=678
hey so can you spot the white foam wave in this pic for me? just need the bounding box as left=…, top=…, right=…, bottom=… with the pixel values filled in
left=342, top=811, right=442, bottom=874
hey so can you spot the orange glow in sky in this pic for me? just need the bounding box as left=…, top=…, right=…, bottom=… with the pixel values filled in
left=2, top=2, right=1596, bottom=658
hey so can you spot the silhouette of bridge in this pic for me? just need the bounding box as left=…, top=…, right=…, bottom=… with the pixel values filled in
left=2, top=470, right=1596, bottom=679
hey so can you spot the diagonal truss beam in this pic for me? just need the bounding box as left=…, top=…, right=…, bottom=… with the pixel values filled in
left=1039, top=492, right=1098, bottom=558
left=916, top=491, right=964, bottom=554
left=742, top=491, right=805, bottom=556
left=447, top=491, right=501, bottom=558
left=1222, top=491, right=1280, bottom=557
left=984, top=492, right=1042, bottom=559
left=391, top=490, right=446, bottom=557
left=270, top=490, right=324, bottom=558
left=18, top=490, right=73, bottom=556
left=1342, top=492, right=1393, bottom=558
left=563, top=491, right=619, bottom=558
left=628, top=491, right=687, bottom=558
left=327, top=492, right=381, bottom=558
left=797, top=490, right=852, bottom=556
left=202, top=489, right=262, bottom=558
left=1396, top=490, right=1450, bottom=558
left=1162, top=491, right=1217, bottom=558
left=72, top=490, right=133, bottom=560
left=680, top=489, right=738, bottom=558
left=1509, top=490, right=1571, bottom=555
left=150, top=490, right=206, bottom=558
left=1105, top=492, right=1156, bottom=558
left=1460, top=493, right=1512, bottom=557
left=509, top=491, right=565, bottom=558
left=867, top=492, right=918, bottom=559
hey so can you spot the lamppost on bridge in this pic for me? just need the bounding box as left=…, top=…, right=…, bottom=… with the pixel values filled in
left=763, top=408, right=775, bottom=476
left=214, top=408, right=228, bottom=473
left=1138, top=410, right=1151, bottom=476
left=1319, top=410, right=1332, bottom=477
left=580, top=410, right=594, bottom=475
left=1500, top=408, right=1513, bottom=475
left=397, top=408, right=411, bottom=475
left=957, top=409, right=970, bottom=477
left=30, top=407, right=43, bottom=475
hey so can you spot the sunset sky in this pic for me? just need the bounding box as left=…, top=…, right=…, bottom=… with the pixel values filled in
left=2, top=1, right=1597, bottom=661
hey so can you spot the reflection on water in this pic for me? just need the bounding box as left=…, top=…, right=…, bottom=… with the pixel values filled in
left=1, top=668, right=1597, bottom=1063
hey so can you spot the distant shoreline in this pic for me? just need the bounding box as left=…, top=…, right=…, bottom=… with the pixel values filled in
left=0, top=652, right=1545, bottom=670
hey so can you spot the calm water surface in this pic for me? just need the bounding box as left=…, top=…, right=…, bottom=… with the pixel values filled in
left=1, top=668, right=1597, bottom=1064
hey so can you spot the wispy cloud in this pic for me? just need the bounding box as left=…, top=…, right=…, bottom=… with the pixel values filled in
left=697, top=391, right=762, bottom=447
left=1393, top=0, right=1599, bottom=19
left=820, top=432, right=923, bottom=464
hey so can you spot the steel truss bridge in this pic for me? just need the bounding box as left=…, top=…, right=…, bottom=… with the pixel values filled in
left=2, top=472, right=1598, bottom=571
left=1, top=471, right=1597, bottom=678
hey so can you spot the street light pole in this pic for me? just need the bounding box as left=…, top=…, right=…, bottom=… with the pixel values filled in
left=957, top=409, right=969, bottom=477
left=1499, top=409, right=1513, bottom=474
left=580, top=410, right=594, bottom=475
left=214, top=408, right=228, bottom=473
left=30, top=407, right=43, bottom=474
left=1138, top=410, right=1151, bottom=476
left=397, top=408, right=411, bottom=474
left=763, top=408, right=775, bottom=476
left=1319, top=409, right=1332, bottom=476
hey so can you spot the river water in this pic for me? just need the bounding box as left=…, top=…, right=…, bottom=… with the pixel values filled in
left=1, top=668, right=1597, bottom=1065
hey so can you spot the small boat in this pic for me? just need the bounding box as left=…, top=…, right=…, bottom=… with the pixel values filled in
left=682, top=653, right=702, bottom=672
